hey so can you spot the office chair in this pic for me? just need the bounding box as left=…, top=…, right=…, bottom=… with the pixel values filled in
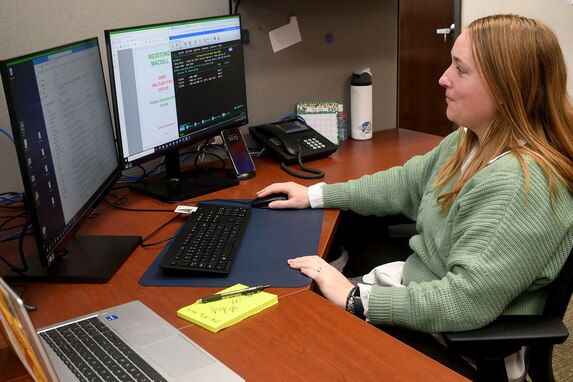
left=381, top=214, right=572, bottom=381
left=442, top=246, right=572, bottom=382
left=334, top=212, right=571, bottom=382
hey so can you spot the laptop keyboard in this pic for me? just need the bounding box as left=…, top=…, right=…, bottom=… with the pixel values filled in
left=159, top=203, right=251, bottom=275
left=39, top=316, right=166, bottom=382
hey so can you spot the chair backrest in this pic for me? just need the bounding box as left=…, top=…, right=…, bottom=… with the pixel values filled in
left=542, top=247, right=573, bottom=318
left=526, top=248, right=573, bottom=382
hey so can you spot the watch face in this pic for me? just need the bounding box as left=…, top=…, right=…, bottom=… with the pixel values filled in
left=350, top=287, right=365, bottom=318
left=346, top=287, right=357, bottom=313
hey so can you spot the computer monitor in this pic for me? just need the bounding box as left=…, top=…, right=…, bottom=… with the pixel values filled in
left=0, top=38, right=140, bottom=283
left=105, top=14, right=249, bottom=202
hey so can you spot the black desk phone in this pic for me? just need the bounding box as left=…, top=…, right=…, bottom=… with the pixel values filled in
left=249, top=118, right=338, bottom=165
left=249, top=117, right=338, bottom=179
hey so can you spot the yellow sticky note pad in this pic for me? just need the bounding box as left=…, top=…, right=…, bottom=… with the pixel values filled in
left=177, top=284, right=278, bottom=333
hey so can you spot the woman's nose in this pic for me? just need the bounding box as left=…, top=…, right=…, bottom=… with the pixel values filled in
left=438, top=70, right=450, bottom=88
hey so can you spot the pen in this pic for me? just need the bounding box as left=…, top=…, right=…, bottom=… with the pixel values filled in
left=196, top=284, right=271, bottom=303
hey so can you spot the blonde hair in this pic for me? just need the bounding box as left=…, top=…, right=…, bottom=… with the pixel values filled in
left=435, top=14, right=573, bottom=211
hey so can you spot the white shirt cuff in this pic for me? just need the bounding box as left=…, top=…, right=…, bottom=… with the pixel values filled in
left=357, top=283, right=372, bottom=320
left=308, top=182, right=326, bottom=209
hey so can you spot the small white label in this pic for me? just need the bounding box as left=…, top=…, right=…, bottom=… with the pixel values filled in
left=174, top=205, right=198, bottom=214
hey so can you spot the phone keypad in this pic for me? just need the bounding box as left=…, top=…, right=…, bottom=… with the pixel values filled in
left=303, top=137, right=326, bottom=151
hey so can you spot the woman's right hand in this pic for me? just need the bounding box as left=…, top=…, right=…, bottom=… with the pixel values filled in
left=256, top=182, right=310, bottom=209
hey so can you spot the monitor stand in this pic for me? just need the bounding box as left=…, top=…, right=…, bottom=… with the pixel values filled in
left=3, top=235, right=141, bottom=283
left=129, top=150, right=239, bottom=202
left=130, top=170, right=238, bottom=203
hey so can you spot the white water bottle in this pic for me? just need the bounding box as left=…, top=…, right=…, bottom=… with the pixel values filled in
left=350, top=68, right=373, bottom=140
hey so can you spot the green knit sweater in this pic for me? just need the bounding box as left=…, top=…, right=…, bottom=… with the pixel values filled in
left=323, top=130, right=573, bottom=332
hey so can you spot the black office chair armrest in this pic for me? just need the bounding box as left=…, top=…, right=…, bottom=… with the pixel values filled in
left=443, top=315, right=569, bottom=359
left=380, top=214, right=417, bottom=238
left=380, top=213, right=415, bottom=226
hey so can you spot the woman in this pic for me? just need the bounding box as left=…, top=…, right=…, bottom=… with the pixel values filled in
left=257, top=14, right=573, bottom=380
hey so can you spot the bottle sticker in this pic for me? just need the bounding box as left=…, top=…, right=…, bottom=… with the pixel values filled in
left=360, top=121, right=372, bottom=136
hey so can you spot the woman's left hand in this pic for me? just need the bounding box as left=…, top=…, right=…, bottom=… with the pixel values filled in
left=288, top=255, right=354, bottom=309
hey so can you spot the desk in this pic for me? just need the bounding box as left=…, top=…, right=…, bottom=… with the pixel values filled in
left=1, top=129, right=466, bottom=381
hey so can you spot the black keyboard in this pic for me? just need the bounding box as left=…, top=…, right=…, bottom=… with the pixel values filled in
left=39, top=317, right=166, bottom=382
left=159, top=203, right=251, bottom=275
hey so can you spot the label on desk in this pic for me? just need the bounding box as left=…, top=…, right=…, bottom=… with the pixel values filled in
left=177, top=284, right=278, bottom=333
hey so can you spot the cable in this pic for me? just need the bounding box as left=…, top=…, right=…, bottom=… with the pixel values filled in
left=0, top=227, right=30, bottom=243
left=279, top=114, right=307, bottom=124
left=280, top=153, right=325, bottom=179
left=117, top=143, right=221, bottom=185
left=0, top=194, right=28, bottom=242
left=106, top=192, right=130, bottom=206
left=0, top=212, right=29, bottom=233
left=103, top=198, right=174, bottom=213
left=194, top=148, right=227, bottom=171
left=229, top=0, right=241, bottom=14
left=0, top=127, right=15, bottom=144
left=0, top=218, right=30, bottom=273
left=0, top=192, right=24, bottom=203
left=139, top=199, right=253, bottom=247
left=140, top=214, right=183, bottom=247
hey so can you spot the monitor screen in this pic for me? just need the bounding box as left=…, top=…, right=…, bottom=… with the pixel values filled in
left=0, top=38, right=140, bottom=282
left=105, top=14, right=248, bottom=202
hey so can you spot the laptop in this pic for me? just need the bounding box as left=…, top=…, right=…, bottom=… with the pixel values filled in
left=0, top=277, right=244, bottom=381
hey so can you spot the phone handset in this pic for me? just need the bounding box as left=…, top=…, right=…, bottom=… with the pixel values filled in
left=255, top=124, right=301, bottom=156
left=255, top=124, right=324, bottom=179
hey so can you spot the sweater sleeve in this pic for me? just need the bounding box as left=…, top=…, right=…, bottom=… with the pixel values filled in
left=322, top=132, right=456, bottom=219
left=367, top=165, right=573, bottom=332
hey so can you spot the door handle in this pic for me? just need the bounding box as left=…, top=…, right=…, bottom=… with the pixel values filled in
left=436, top=23, right=455, bottom=41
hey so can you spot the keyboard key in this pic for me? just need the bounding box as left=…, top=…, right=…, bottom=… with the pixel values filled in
left=40, top=317, right=160, bottom=382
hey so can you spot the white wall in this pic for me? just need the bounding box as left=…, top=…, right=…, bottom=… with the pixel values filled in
left=462, top=0, right=573, bottom=98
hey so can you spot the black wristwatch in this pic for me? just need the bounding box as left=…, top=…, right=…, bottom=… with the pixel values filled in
left=346, top=286, right=365, bottom=319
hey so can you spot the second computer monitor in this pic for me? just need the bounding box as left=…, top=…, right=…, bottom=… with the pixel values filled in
left=0, top=37, right=140, bottom=282
left=105, top=14, right=249, bottom=202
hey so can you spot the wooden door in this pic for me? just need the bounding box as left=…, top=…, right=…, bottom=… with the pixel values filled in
left=398, top=0, right=460, bottom=136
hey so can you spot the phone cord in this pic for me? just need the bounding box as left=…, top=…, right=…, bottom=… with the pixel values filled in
left=280, top=153, right=324, bottom=179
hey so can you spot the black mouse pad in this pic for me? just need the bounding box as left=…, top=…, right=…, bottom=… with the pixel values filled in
left=139, top=200, right=322, bottom=287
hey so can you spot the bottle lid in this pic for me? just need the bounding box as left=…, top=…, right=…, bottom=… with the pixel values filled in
left=351, top=68, right=372, bottom=86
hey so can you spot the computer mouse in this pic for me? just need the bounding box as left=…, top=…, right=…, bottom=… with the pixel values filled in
left=251, top=193, right=289, bottom=209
